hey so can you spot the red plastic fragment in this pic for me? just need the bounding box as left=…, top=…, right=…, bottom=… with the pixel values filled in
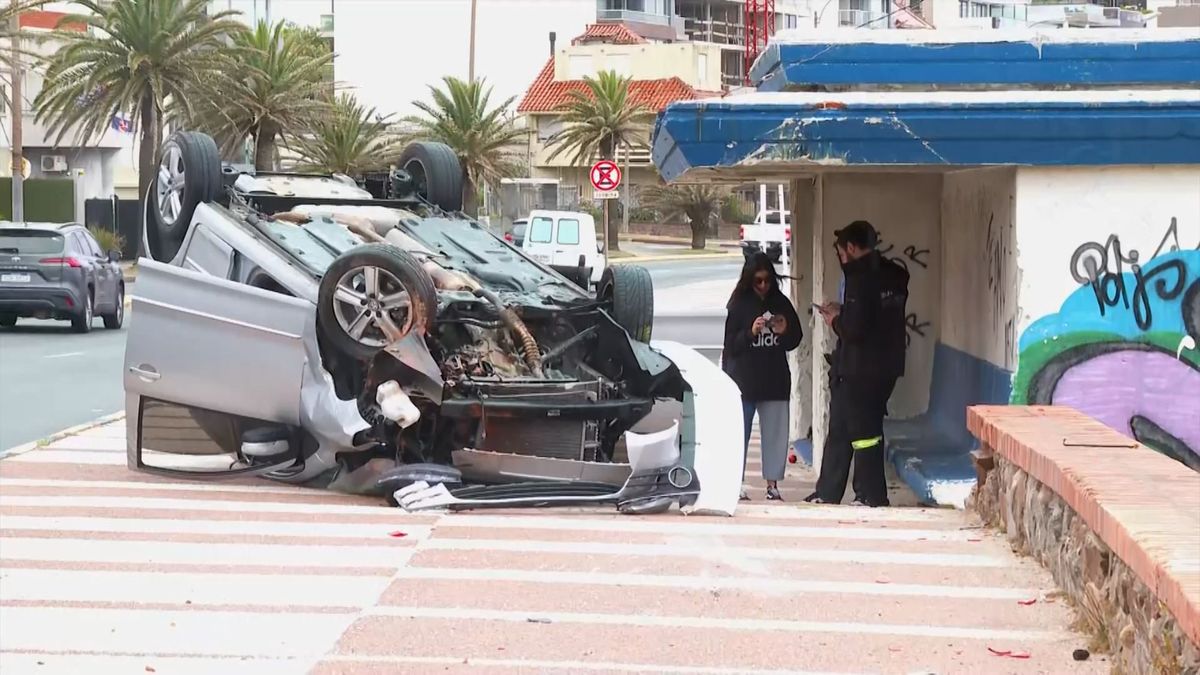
left=388, top=530, right=408, bottom=538
left=988, top=647, right=1011, bottom=657
left=1018, top=598, right=1038, bottom=606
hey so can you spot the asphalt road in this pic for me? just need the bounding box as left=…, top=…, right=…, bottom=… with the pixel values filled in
left=638, top=256, right=744, bottom=290
left=0, top=315, right=129, bottom=450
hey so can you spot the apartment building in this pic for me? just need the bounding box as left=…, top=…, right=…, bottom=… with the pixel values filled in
left=1, top=8, right=140, bottom=216
left=516, top=23, right=723, bottom=204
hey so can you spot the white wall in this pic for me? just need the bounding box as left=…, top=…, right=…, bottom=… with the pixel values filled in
left=1014, top=166, right=1200, bottom=334
left=821, top=173, right=943, bottom=417
left=940, top=167, right=1019, bottom=370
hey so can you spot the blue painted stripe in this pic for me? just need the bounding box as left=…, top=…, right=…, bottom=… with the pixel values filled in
left=751, top=38, right=1200, bottom=90
left=652, top=98, right=1200, bottom=180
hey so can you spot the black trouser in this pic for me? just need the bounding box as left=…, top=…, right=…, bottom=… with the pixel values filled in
left=815, top=373, right=897, bottom=505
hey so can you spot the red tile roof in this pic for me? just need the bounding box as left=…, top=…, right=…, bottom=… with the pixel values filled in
left=517, top=58, right=703, bottom=114
left=571, top=23, right=648, bottom=46
left=19, top=10, right=86, bottom=32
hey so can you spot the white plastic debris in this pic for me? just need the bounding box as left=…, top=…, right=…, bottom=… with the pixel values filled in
left=376, top=380, right=421, bottom=428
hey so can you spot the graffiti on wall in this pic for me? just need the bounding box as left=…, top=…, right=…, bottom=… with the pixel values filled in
left=984, top=199, right=1017, bottom=369
left=1013, top=224, right=1200, bottom=472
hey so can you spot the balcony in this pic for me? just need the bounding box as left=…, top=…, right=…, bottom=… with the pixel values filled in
left=839, top=8, right=888, bottom=26
left=597, top=8, right=672, bottom=25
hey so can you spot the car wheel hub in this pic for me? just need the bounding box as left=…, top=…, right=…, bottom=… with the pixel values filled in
left=156, top=145, right=186, bottom=226
left=331, top=265, right=413, bottom=348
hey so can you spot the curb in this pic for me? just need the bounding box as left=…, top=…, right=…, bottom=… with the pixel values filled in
left=625, top=234, right=740, bottom=249
left=0, top=411, right=127, bottom=461
left=614, top=251, right=742, bottom=264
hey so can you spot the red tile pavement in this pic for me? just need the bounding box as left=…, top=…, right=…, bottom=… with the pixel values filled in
left=967, top=405, right=1200, bottom=647
left=0, top=418, right=1107, bottom=674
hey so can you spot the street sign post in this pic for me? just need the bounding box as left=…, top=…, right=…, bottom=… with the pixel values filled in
left=590, top=160, right=623, bottom=261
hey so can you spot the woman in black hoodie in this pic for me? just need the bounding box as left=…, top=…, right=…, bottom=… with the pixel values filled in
left=722, top=252, right=802, bottom=501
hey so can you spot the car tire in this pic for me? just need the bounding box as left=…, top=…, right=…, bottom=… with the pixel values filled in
left=398, top=142, right=464, bottom=213
left=317, top=244, right=438, bottom=362
left=149, top=131, right=223, bottom=263
left=103, top=284, right=125, bottom=329
left=0, top=313, right=16, bottom=328
left=599, top=264, right=654, bottom=343
left=72, top=293, right=93, bottom=334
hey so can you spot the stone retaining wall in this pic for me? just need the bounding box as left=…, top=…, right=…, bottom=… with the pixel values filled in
left=971, top=454, right=1200, bottom=674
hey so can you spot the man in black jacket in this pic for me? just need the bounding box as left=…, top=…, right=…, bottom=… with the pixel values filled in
left=806, top=220, right=909, bottom=507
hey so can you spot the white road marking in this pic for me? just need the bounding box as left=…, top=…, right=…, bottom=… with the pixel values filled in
left=0, top=568, right=391, bottom=608
left=392, top=566, right=1039, bottom=600
left=366, top=605, right=1071, bottom=641
left=0, top=515, right=433, bottom=541
left=0, top=537, right=416, bottom=568
left=419, top=537, right=1006, bottom=567
left=0, top=495, right=399, bottom=516
left=0, top=477, right=321, bottom=496
left=43, top=352, right=84, bottom=360
left=0, top=653, right=308, bottom=675
left=322, top=655, right=867, bottom=675
left=0, top=606, right=353, bottom=659
left=440, top=513, right=970, bottom=541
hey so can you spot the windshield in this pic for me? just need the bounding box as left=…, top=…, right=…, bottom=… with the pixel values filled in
left=0, top=229, right=65, bottom=255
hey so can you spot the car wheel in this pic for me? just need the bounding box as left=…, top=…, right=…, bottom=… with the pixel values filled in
left=149, top=131, right=223, bottom=263
left=72, top=293, right=93, bottom=333
left=317, top=244, right=438, bottom=362
left=103, top=284, right=125, bottom=329
left=398, top=141, right=464, bottom=213
left=0, top=313, right=16, bottom=328
left=599, top=264, right=654, bottom=343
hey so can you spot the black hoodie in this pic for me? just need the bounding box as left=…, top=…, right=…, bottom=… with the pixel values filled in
left=831, top=249, right=910, bottom=382
left=722, top=288, right=803, bottom=401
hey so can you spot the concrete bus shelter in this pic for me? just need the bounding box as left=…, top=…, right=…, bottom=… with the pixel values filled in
left=651, top=28, right=1200, bottom=506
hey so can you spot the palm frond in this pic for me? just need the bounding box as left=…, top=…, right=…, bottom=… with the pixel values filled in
left=288, top=93, right=400, bottom=175
left=545, top=70, right=651, bottom=166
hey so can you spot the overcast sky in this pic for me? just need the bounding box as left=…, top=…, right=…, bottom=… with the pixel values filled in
left=218, top=0, right=597, bottom=119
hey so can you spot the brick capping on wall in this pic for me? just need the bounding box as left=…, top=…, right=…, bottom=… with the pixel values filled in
left=965, top=405, right=1200, bottom=650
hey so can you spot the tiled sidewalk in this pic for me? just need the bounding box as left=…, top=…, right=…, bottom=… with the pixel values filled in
left=0, top=418, right=1106, bottom=674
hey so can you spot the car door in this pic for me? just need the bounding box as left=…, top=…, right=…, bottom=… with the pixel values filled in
left=553, top=216, right=582, bottom=269
left=124, top=257, right=314, bottom=478
left=79, top=229, right=115, bottom=311
left=523, top=214, right=555, bottom=264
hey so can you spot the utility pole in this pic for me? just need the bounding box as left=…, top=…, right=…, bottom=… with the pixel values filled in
left=10, top=4, right=23, bottom=222
left=468, top=0, right=478, bottom=81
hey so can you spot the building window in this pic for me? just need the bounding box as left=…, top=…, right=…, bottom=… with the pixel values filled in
left=569, top=54, right=595, bottom=79
left=538, top=117, right=564, bottom=142
left=697, top=52, right=708, bottom=81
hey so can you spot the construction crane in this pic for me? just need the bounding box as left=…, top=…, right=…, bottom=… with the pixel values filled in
left=743, top=0, right=776, bottom=86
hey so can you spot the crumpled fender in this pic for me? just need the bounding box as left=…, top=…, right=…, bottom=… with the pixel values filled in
left=371, top=331, right=445, bottom=404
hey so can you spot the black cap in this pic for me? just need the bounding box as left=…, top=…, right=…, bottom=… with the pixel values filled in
left=834, top=220, right=878, bottom=249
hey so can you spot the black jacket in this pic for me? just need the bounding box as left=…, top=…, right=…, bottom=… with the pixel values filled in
left=831, top=250, right=909, bottom=382
left=722, top=288, right=802, bottom=401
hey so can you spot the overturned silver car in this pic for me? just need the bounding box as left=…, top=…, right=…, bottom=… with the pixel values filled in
left=124, top=131, right=743, bottom=515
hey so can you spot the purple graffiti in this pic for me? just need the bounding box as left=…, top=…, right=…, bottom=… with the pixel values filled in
left=1048, top=349, right=1200, bottom=458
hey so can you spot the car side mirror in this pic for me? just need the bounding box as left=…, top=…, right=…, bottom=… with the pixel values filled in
left=107, top=250, right=120, bottom=262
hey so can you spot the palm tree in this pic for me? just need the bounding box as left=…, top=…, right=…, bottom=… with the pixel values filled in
left=640, top=182, right=727, bottom=250
left=185, top=19, right=334, bottom=169
left=289, top=93, right=399, bottom=176
left=545, top=70, right=651, bottom=251
left=403, top=76, right=526, bottom=216
left=32, top=0, right=242, bottom=202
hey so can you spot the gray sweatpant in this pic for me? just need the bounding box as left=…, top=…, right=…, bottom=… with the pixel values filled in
left=742, top=399, right=790, bottom=482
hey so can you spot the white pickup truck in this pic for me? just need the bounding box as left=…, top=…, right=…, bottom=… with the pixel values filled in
left=739, top=183, right=790, bottom=266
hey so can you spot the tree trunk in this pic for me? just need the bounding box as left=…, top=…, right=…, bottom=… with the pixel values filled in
left=137, top=91, right=161, bottom=204
left=689, top=215, right=707, bottom=250
left=255, top=123, right=278, bottom=171
left=462, top=177, right=479, bottom=217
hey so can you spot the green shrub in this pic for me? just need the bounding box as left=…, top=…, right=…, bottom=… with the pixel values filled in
left=89, top=226, right=125, bottom=257
left=720, top=196, right=747, bottom=224
left=629, top=206, right=661, bottom=223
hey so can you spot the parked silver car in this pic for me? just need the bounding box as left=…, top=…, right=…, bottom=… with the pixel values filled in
left=125, top=131, right=741, bottom=515
left=0, top=221, right=125, bottom=332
